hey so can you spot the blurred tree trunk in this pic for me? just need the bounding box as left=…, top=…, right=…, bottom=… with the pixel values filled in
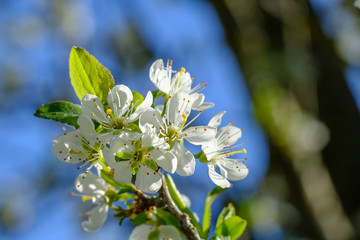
left=209, top=0, right=359, bottom=239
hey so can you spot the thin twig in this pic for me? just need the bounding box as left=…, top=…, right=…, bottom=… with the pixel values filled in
left=158, top=173, right=201, bottom=240
left=135, top=174, right=201, bottom=240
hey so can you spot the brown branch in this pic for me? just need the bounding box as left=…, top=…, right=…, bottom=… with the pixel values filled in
left=135, top=175, right=201, bottom=240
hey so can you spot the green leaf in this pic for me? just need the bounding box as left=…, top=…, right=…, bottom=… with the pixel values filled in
left=199, top=153, right=208, bottom=163
left=116, top=193, right=137, bottom=201
left=69, top=46, right=115, bottom=104
left=151, top=90, right=166, bottom=99
left=214, top=204, right=247, bottom=240
left=113, top=207, right=128, bottom=225
left=202, top=186, right=228, bottom=238
left=115, top=152, right=132, bottom=161
left=132, top=91, right=144, bottom=109
left=214, top=203, right=236, bottom=237
left=155, top=209, right=179, bottom=229
left=34, top=101, right=82, bottom=128
left=218, top=216, right=246, bottom=240
left=100, top=170, right=135, bottom=193
left=194, top=151, right=208, bottom=163
left=165, top=175, right=204, bottom=237
left=148, top=229, right=161, bottom=240
left=131, top=211, right=148, bottom=225
left=145, top=159, right=158, bottom=171
left=193, top=151, right=204, bottom=159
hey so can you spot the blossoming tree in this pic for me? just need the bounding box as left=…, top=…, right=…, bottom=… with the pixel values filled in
left=35, top=47, right=249, bottom=240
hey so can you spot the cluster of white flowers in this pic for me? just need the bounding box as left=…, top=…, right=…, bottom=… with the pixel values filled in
left=51, top=59, right=249, bottom=233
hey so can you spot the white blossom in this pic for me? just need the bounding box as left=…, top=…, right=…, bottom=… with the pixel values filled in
left=140, top=92, right=216, bottom=176
left=149, top=59, right=214, bottom=111
left=74, top=173, right=109, bottom=232
left=202, top=112, right=248, bottom=188
left=103, top=124, right=177, bottom=194
left=52, top=115, right=109, bottom=173
left=129, top=224, right=181, bottom=240
left=81, top=84, right=153, bottom=134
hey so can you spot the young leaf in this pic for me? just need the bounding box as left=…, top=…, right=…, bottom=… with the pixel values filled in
left=132, top=91, right=144, bottom=109
left=151, top=90, right=166, bottom=99
left=148, top=229, right=161, bottom=240
left=145, top=159, right=158, bottom=171
left=115, top=152, right=132, bottom=161
left=214, top=203, right=236, bottom=237
left=131, top=212, right=148, bottom=225
left=34, top=101, right=82, bottom=128
left=69, top=47, right=115, bottom=104
left=116, top=193, right=137, bottom=201
left=223, top=216, right=246, bottom=239
left=202, top=186, right=228, bottom=238
left=113, top=207, right=129, bottom=225
left=214, top=203, right=247, bottom=239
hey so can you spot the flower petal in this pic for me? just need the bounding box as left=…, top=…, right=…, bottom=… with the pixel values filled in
left=170, top=71, right=192, bottom=94
left=193, top=102, right=214, bottom=111
left=208, top=163, right=231, bottom=188
left=128, top=91, right=153, bottom=122
left=135, top=165, right=162, bottom=194
left=82, top=203, right=109, bottom=232
left=172, top=143, right=195, bottom=176
left=183, top=126, right=216, bottom=145
left=140, top=123, right=157, bottom=147
left=217, top=126, right=242, bottom=146
left=102, top=147, right=115, bottom=168
left=167, top=92, right=192, bottom=127
left=139, top=108, right=163, bottom=132
left=107, top=85, right=133, bottom=116
left=81, top=94, right=109, bottom=124
left=78, top=115, right=96, bottom=135
left=141, top=123, right=169, bottom=149
left=114, top=161, right=133, bottom=184
left=208, top=111, right=226, bottom=128
left=52, top=131, right=84, bottom=164
left=218, top=159, right=249, bottom=181
left=151, top=149, right=177, bottom=174
left=202, top=138, right=221, bottom=160
left=110, top=135, right=134, bottom=153
left=180, top=194, right=191, bottom=208
left=129, top=224, right=153, bottom=240
left=120, top=131, right=141, bottom=141
left=149, top=59, right=171, bottom=94
left=75, top=173, right=106, bottom=197
left=155, top=104, right=164, bottom=114
left=190, top=93, right=205, bottom=110
left=159, top=225, right=181, bottom=240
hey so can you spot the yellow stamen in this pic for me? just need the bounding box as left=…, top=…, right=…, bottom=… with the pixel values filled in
left=106, top=109, right=112, bottom=115
left=175, top=67, right=186, bottom=91
left=216, top=149, right=246, bottom=158
left=81, top=196, right=93, bottom=202
left=180, top=114, right=187, bottom=128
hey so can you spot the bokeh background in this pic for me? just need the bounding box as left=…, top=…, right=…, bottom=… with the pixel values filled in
left=1, top=0, right=360, bottom=239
